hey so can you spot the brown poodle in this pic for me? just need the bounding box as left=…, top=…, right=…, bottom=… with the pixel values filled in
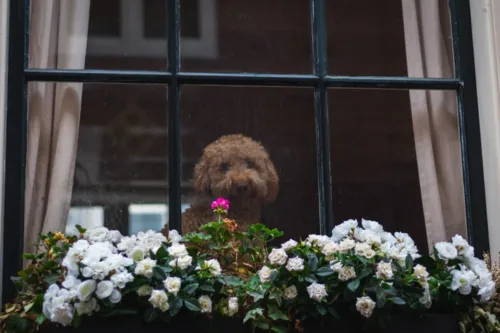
left=178, top=134, right=279, bottom=234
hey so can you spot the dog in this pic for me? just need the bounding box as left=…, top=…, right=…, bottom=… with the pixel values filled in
left=177, top=134, right=279, bottom=234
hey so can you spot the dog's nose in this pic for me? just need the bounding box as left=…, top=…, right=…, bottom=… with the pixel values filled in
left=236, top=184, right=248, bottom=193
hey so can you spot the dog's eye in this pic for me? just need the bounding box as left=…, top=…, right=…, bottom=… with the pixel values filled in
left=220, top=162, right=230, bottom=172
left=244, top=159, right=255, bottom=169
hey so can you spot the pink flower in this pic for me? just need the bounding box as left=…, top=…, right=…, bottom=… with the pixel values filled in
left=211, top=198, right=230, bottom=211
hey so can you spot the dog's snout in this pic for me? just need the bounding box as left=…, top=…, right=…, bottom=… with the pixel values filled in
left=236, top=183, right=249, bottom=193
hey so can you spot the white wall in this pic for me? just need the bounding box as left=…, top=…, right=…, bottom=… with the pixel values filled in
left=470, top=0, right=500, bottom=262
left=0, top=0, right=9, bottom=303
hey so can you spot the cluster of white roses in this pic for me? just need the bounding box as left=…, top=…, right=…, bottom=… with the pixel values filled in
left=435, top=235, right=496, bottom=303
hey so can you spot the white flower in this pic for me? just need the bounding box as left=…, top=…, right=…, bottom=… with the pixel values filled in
left=96, top=281, right=114, bottom=299
left=81, top=242, right=115, bottom=266
left=306, top=235, right=331, bottom=249
left=84, top=227, right=111, bottom=243
left=203, top=259, right=222, bottom=276
left=110, top=271, right=134, bottom=289
left=76, top=280, right=97, bottom=302
left=62, top=276, right=81, bottom=290
left=167, top=243, right=189, bottom=258
left=50, top=303, right=74, bottom=326
left=75, top=298, right=98, bottom=316
left=286, top=256, right=305, bottom=272
left=357, top=230, right=382, bottom=247
left=478, top=280, right=496, bottom=303
left=435, top=242, right=458, bottom=261
left=451, top=235, right=474, bottom=259
left=381, top=232, right=397, bottom=245
left=137, top=230, right=167, bottom=254
left=108, top=230, right=123, bottom=243
left=338, top=266, right=357, bottom=281
left=307, top=283, right=328, bottom=302
left=258, top=266, right=275, bottom=283
left=361, top=219, right=384, bottom=234
left=105, top=253, right=134, bottom=271
left=419, top=286, right=432, bottom=308
left=169, top=255, right=193, bottom=270
left=283, top=285, right=298, bottom=300
left=168, top=230, right=182, bottom=244
left=376, top=262, right=393, bottom=280
left=228, top=297, right=239, bottom=316
left=469, top=257, right=490, bottom=277
left=129, top=246, right=146, bottom=262
left=149, top=290, right=170, bottom=312
left=164, top=277, right=182, bottom=295
left=356, top=296, right=376, bottom=318
left=330, top=261, right=343, bottom=272
left=331, top=219, right=358, bottom=242
left=321, top=241, right=339, bottom=256
left=281, top=239, right=298, bottom=251
left=87, top=261, right=110, bottom=280
left=137, top=285, right=153, bottom=296
left=355, top=243, right=376, bottom=259
left=45, top=284, right=60, bottom=301
left=451, top=265, right=477, bottom=295
left=268, top=248, right=288, bottom=266
left=109, top=289, right=122, bottom=303
left=135, top=258, right=157, bottom=278
left=117, top=235, right=137, bottom=253
left=199, top=295, right=212, bottom=314
left=413, top=264, right=429, bottom=285
left=338, top=239, right=356, bottom=253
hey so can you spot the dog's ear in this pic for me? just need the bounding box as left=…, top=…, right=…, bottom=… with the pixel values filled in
left=264, top=158, right=279, bottom=203
left=193, top=157, right=211, bottom=195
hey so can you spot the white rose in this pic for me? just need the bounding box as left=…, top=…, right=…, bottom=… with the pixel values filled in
left=361, top=219, right=384, bottom=234
left=451, top=235, right=474, bottom=259
left=76, top=280, right=97, bottom=301
left=435, top=242, right=458, bottom=261
left=199, top=295, right=212, bottom=314
left=135, top=258, right=157, bottom=278
left=228, top=297, right=239, bottom=316
left=168, top=230, right=183, bottom=244
left=413, top=264, right=429, bottom=285
left=50, top=303, right=74, bottom=326
left=469, top=257, right=490, bottom=277
left=137, top=230, right=167, bottom=254
left=478, top=280, right=496, bottom=303
left=268, top=248, right=288, bottom=266
left=356, top=296, right=376, bottom=318
left=167, top=243, right=188, bottom=258
left=137, top=285, right=153, bottom=296
left=339, top=239, right=356, bottom=253
left=321, top=241, right=339, bottom=256
left=331, top=219, right=358, bottom=242
left=84, top=227, right=110, bottom=243
left=164, top=277, right=182, bottom=295
left=81, top=242, right=115, bottom=266
left=117, top=235, right=137, bottom=253
left=376, top=262, right=393, bottom=280
left=306, top=235, right=331, bottom=249
left=258, top=266, right=275, bottom=283
left=105, top=253, right=134, bottom=271
left=62, top=276, right=81, bottom=290
left=281, top=239, right=298, bottom=251
left=204, top=259, right=222, bottom=276
left=169, top=255, right=193, bottom=270
left=108, top=230, right=123, bottom=243
left=419, top=286, right=432, bottom=308
left=87, top=261, right=110, bottom=280
left=110, top=271, right=134, bottom=289
left=286, top=256, right=305, bottom=272
left=381, top=232, right=397, bottom=245
left=358, top=230, right=382, bottom=247
left=355, top=243, right=375, bottom=259
left=75, top=298, right=97, bottom=316
left=330, top=261, right=343, bottom=272
left=307, top=282, right=328, bottom=302
left=45, top=284, right=60, bottom=301
left=283, top=285, right=298, bottom=300
left=149, top=290, right=170, bottom=312
left=451, top=267, right=476, bottom=295
left=109, top=289, right=122, bottom=303
left=338, top=266, right=357, bottom=281
left=129, top=246, right=146, bottom=262
left=96, top=281, right=114, bottom=299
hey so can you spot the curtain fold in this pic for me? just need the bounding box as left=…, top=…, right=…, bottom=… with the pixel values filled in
left=24, top=0, right=90, bottom=252
left=402, top=0, right=467, bottom=250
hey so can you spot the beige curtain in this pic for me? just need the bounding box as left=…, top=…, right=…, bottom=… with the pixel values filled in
left=402, top=0, right=467, bottom=250
left=25, top=0, right=90, bottom=253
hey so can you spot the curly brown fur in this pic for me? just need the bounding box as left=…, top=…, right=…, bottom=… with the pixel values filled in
left=167, top=134, right=279, bottom=235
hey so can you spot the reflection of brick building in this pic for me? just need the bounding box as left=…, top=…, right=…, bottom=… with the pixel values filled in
left=74, top=0, right=427, bottom=251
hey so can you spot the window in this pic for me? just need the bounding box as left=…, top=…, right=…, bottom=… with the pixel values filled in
left=3, top=0, right=488, bottom=305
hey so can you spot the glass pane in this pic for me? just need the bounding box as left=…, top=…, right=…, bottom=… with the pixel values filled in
left=328, top=88, right=465, bottom=253
left=29, top=0, right=168, bottom=70
left=181, top=0, right=313, bottom=73
left=66, top=206, right=104, bottom=234
left=326, top=0, right=454, bottom=77
left=181, top=86, right=318, bottom=239
left=72, top=83, right=168, bottom=234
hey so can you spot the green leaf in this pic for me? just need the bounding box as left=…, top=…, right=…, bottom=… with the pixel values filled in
left=22, top=253, right=36, bottom=261
left=405, top=254, right=414, bottom=271
left=308, top=253, right=319, bottom=272
left=73, top=313, right=82, bottom=328
left=155, top=244, right=169, bottom=261
left=269, top=289, right=283, bottom=307
left=44, top=275, right=59, bottom=285
left=75, top=225, right=87, bottom=234
left=327, top=307, right=340, bottom=319
left=184, top=299, right=201, bottom=312
left=253, top=317, right=270, bottom=330
left=199, top=284, right=215, bottom=292
left=268, top=304, right=288, bottom=321
left=144, top=308, right=158, bottom=323
left=169, top=297, right=183, bottom=317
left=153, top=266, right=167, bottom=280
left=358, top=267, right=372, bottom=279
left=5, top=314, right=32, bottom=333
left=243, top=307, right=264, bottom=323
left=305, top=275, right=318, bottom=283
left=248, top=291, right=265, bottom=302
left=35, top=314, right=46, bottom=325
left=23, top=302, right=34, bottom=313
left=391, top=297, right=406, bottom=305
left=271, top=324, right=288, bottom=333
left=223, top=275, right=244, bottom=287
left=316, top=266, right=334, bottom=277
left=347, top=279, right=360, bottom=292
left=183, top=283, right=199, bottom=295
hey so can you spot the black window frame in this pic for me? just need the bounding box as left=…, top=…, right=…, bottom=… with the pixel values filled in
left=2, top=0, right=488, bottom=304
